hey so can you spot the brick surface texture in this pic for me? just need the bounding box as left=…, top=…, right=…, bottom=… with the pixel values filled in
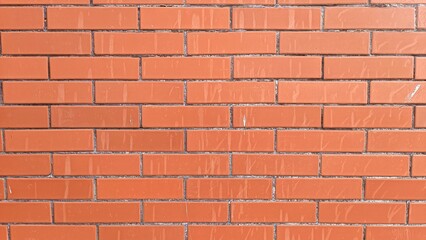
left=0, top=0, right=425, bottom=240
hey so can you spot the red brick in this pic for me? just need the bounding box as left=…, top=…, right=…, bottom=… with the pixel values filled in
left=0, top=154, right=50, bottom=176
left=366, top=179, right=426, bottom=200
left=0, top=7, right=43, bottom=30
left=370, top=82, right=426, bottom=104
left=367, top=227, right=426, bottom=240
left=189, top=226, right=274, bottom=240
left=409, top=203, right=426, bottom=223
left=368, top=131, right=426, bottom=152
left=99, top=226, right=184, bottom=240
left=0, top=226, right=6, bottom=240
left=418, top=7, right=426, bottom=29
left=0, top=0, right=88, bottom=3
left=415, top=58, right=426, bottom=79
left=281, top=0, right=366, bottom=3
left=0, top=202, right=51, bottom=223
left=0, top=106, right=48, bottom=128
left=188, top=0, right=273, bottom=4
left=10, top=226, right=96, bottom=240
left=0, top=57, right=47, bottom=79
left=412, top=155, right=426, bottom=176
left=277, top=226, right=363, bottom=240
left=94, top=0, right=181, bottom=3
left=373, top=32, right=426, bottom=54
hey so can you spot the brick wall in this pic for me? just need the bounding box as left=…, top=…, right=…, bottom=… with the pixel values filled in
left=1, top=0, right=426, bottom=240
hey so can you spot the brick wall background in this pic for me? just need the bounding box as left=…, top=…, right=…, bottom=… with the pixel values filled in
left=1, top=0, right=426, bottom=240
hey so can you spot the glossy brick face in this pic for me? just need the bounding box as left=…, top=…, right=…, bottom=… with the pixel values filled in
left=0, top=1, right=424, bottom=240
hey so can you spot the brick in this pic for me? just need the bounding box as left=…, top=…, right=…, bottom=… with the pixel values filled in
left=0, top=202, right=51, bottom=223
left=367, top=227, right=426, bottom=240
left=277, top=130, right=365, bottom=152
left=373, top=32, right=426, bottom=54
left=5, top=130, right=94, bottom=152
left=324, top=57, right=414, bottom=79
left=0, top=180, right=3, bottom=199
left=319, top=202, right=406, bottom=224
left=0, top=226, right=6, bottom=240
left=95, top=32, right=183, bottom=55
left=373, top=0, right=426, bottom=2
left=325, top=7, right=415, bottom=29
left=94, top=0, right=181, bottom=3
left=323, top=106, right=413, bottom=128
left=97, top=178, right=183, bottom=199
left=142, top=57, right=230, bottom=80
left=7, top=178, right=93, bottom=200
left=188, top=226, right=274, bottom=240
left=366, top=179, right=426, bottom=200
left=418, top=7, right=426, bottom=29
left=412, top=155, right=426, bottom=176
left=2, top=32, right=91, bottom=55
left=144, top=202, right=228, bottom=222
left=188, top=0, right=273, bottom=4
left=0, top=0, right=88, bottom=3
left=50, top=57, right=139, bottom=80
left=97, top=130, right=184, bottom=152
left=277, top=226, right=363, bottom=240
left=143, top=154, right=229, bottom=176
left=99, top=226, right=184, bottom=240
left=188, top=32, right=276, bottom=54
left=187, top=130, right=274, bottom=152
left=280, top=32, right=369, bottom=54
left=415, top=58, right=426, bottom=79
left=233, top=106, right=321, bottom=128
left=141, top=7, right=229, bottom=30
left=410, top=203, right=426, bottom=223
left=48, top=7, right=138, bottom=30
left=51, top=106, right=140, bottom=128
left=10, top=226, right=96, bottom=240
left=3, top=81, right=93, bottom=104
left=281, top=0, right=366, bottom=3
left=234, top=57, right=321, bottom=79
left=276, top=178, right=362, bottom=199
left=96, top=81, right=184, bottom=104
left=233, top=8, right=321, bottom=30
left=231, top=202, right=316, bottom=223
left=368, top=131, right=426, bottom=152
left=322, top=155, right=409, bottom=176
left=0, top=106, right=48, bottom=128
left=0, top=154, right=50, bottom=176
left=278, top=81, right=367, bottom=104
left=0, top=7, right=43, bottom=30
left=54, top=202, right=140, bottom=223
left=232, top=154, right=319, bottom=176
left=142, top=106, right=229, bottom=128
left=187, top=82, right=275, bottom=104
left=0, top=57, right=47, bottom=79
left=186, top=178, right=272, bottom=199
left=370, top=82, right=426, bottom=104
left=53, top=154, right=140, bottom=176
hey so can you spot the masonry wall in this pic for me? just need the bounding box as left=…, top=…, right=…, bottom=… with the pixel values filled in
left=0, top=0, right=426, bottom=240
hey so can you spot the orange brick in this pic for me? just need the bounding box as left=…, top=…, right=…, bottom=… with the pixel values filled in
left=10, top=225, right=96, bottom=240
left=232, top=154, right=318, bottom=176
left=367, top=226, right=426, bottom=240
left=99, top=226, right=184, bottom=240
left=0, top=57, right=47, bottom=79
left=368, top=131, right=426, bottom=152
left=412, top=155, right=426, bottom=176
left=187, top=82, right=275, bottom=104
left=53, top=154, right=140, bottom=176
left=96, top=81, right=184, bottom=104
left=0, top=154, right=50, bottom=176
left=48, top=7, right=138, bottom=30
left=276, top=178, right=362, bottom=199
left=188, top=32, right=276, bottom=55
left=370, top=82, right=426, bottom=104
left=373, top=32, right=426, bottom=54
left=324, top=57, right=413, bottom=79
left=7, top=178, right=93, bottom=200
left=0, top=7, right=43, bottom=30
left=142, top=57, right=230, bottom=80
left=5, top=130, right=94, bottom=152
left=0, top=226, right=6, bottom=240
left=277, top=130, right=365, bottom=152
left=409, top=203, right=426, bottom=223
left=144, top=202, right=227, bottom=222
left=323, top=106, right=413, bottom=128
left=278, top=81, right=367, bottom=104
left=51, top=106, right=139, bottom=128
left=0, top=202, right=51, bottom=223
left=281, top=0, right=366, bottom=3
left=322, top=155, right=409, bottom=176
left=325, top=7, right=415, bottom=29
left=143, top=154, right=229, bottom=176
left=2, top=32, right=91, bottom=55
left=3, top=81, right=92, bottom=104
left=188, top=0, right=273, bottom=4
left=96, top=130, right=184, bottom=152
left=186, top=178, right=272, bottom=199
left=188, top=226, right=274, bottom=240
left=233, top=106, right=321, bottom=128
left=54, top=202, right=140, bottom=223
left=142, top=106, right=229, bottom=128
left=415, top=58, right=426, bottom=79
left=320, top=202, right=406, bottom=224
left=0, top=0, right=88, bottom=3
left=280, top=32, right=369, bottom=54
left=0, top=106, right=48, bottom=128
left=141, top=7, right=229, bottom=30
left=95, top=32, right=183, bottom=55
left=418, top=7, right=426, bottom=29
left=187, top=130, right=274, bottom=152
left=233, top=8, right=321, bottom=30
left=97, top=178, right=183, bottom=199
left=277, top=226, right=363, bottom=240
left=231, top=202, right=316, bottom=223
left=366, top=179, right=426, bottom=200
